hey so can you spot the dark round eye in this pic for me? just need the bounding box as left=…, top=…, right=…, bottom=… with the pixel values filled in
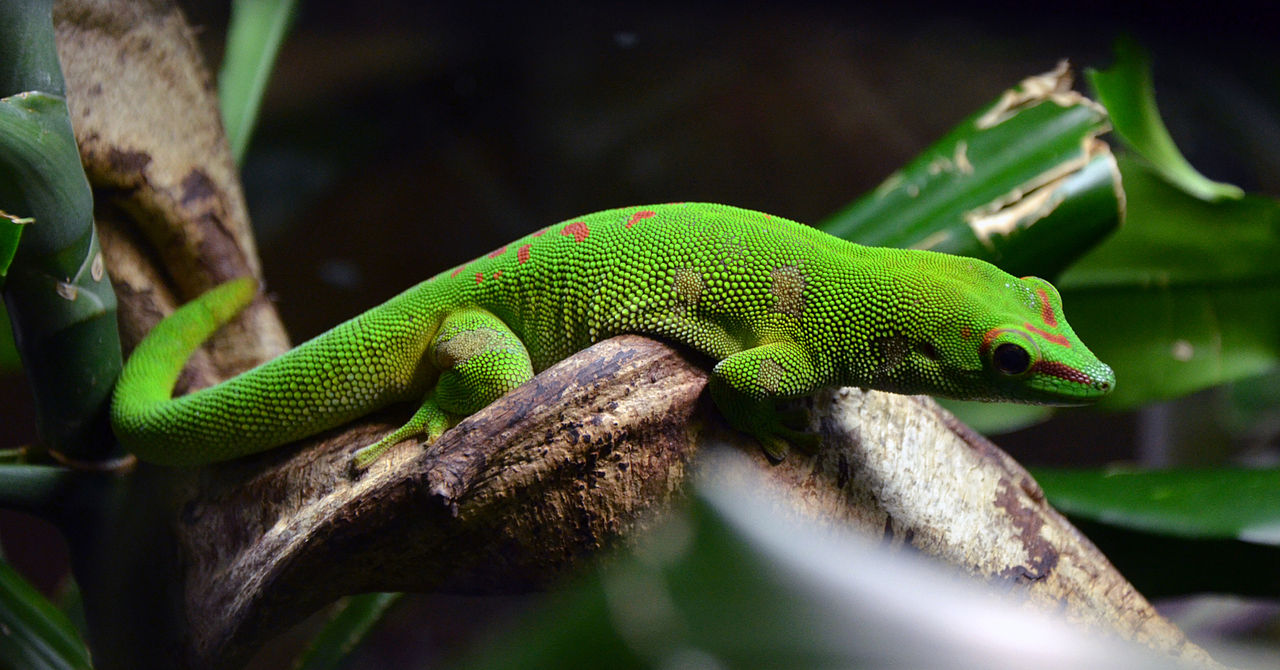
left=993, top=343, right=1032, bottom=375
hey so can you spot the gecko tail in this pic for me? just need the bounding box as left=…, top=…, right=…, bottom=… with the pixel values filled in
left=110, top=277, right=259, bottom=454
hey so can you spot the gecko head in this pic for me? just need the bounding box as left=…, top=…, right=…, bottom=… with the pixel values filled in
left=955, top=275, right=1114, bottom=405
left=851, top=255, right=1114, bottom=405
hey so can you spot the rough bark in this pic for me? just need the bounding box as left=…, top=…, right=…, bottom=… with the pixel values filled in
left=49, top=1, right=1223, bottom=669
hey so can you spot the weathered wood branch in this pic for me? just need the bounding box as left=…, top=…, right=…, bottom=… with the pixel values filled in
left=165, top=334, right=1219, bottom=669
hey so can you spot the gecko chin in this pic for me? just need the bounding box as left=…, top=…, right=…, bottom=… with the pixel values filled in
left=1019, top=360, right=1116, bottom=405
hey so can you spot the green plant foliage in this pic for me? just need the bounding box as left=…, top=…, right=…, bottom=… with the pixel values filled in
left=1087, top=38, right=1243, bottom=202
left=0, top=214, right=22, bottom=280
left=0, top=306, right=18, bottom=373
left=1058, top=156, right=1280, bottom=409
left=295, top=593, right=401, bottom=670
left=219, top=0, right=297, bottom=164
left=821, top=64, right=1120, bottom=281
left=1035, top=467, right=1280, bottom=545
left=0, top=557, right=92, bottom=670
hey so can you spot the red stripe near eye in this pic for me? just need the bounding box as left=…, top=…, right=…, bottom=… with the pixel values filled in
left=978, top=328, right=1002, bottom=355
left=1030, top=360, right=1091, bottom=385
left=1024, top=323, right=1070, bottom=347
left=1036, top=288, right=1058, bottom=327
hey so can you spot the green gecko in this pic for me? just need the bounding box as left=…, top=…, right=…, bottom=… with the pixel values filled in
left=111, top=203, right=1114, bottom=469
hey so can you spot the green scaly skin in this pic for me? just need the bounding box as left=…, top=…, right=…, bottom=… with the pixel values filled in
left=110, top=203, right=1115, bottom=468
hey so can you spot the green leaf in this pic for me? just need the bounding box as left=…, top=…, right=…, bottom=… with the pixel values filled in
left=0, top=305, right=18, bottom=373
left=219, top=0, right=297, bottom=164
left=1, top=6, right=122, bottom=460
left=1059, top=155, right=1280, bottom=408
left=0, top=557, right=92, bottom=670
left=0, top=210, right=23, bottom=280
left=295, top=592, right=401, bottom=670
left=1034, top=467, right=1280, bottom=545
left=1087, top=37, right=1243, bottom=202
left=820, top=62, right=1121, bottom=280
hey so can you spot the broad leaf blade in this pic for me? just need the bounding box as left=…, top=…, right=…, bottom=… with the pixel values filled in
left=1087, top=37, right=1243, bottom=202
left=1035, top=467, right=1280, bottom=545
left=219, top=0, right=296, bottom=164
left=0, top=212, right=21, bottom=280
left=1059, top=156, right=1280, bottom=409
left=821, top=62, right=1120, bottom=280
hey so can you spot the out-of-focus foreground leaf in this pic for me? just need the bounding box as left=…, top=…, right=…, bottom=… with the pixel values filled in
left=450, top=454, right=1171, bottom=670
left=0, top=556, right=92, bottom=670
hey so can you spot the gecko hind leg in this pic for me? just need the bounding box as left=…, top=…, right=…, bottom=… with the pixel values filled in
left=350, top=399, right=451, bottom=471
left=350, top=307, right=534, bottom=471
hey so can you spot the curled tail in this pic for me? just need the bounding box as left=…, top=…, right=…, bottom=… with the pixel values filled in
left=110, top=277, right=259, bottom=464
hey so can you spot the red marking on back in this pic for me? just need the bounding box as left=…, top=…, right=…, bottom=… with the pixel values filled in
left=1036, top=288, right=1058, bottom=327
left=493, top=270, right=502, bottom=279
left=487, top=245, right=507, bottom=259
left=531, top=229, right=548, bottom=237
left=1025, top=323, right=1070, bottom=347
left=450, top=266, right=466, bottom=278
left=1031, top=360, right=1092, bottom=385
left=475, top=272, right=484, bottom=284
left=625, top=209, right=656, bottom=229
left=561, top=221, right=590, bottom=243
left=517, top=244, right=532, bottom=264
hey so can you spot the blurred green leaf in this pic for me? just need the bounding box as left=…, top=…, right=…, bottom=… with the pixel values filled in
left=821, top=62, right=1120, bottom=280
left=1035, top=467, right=1280, bottom=545
left=295, top=592, right=401, bottom=670
left=1059, top=156, right=1280, bottom=408
left=0, top=557, right=92, bottom=670
left=219, top=0, right=297, bottom=164
left=452, top=455, right=1168, bottom=670
left=1087, top=37, right=1243, bottom=202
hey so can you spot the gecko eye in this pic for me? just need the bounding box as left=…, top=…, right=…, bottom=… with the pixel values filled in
left=993, top=343, right=1032, bottom=375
